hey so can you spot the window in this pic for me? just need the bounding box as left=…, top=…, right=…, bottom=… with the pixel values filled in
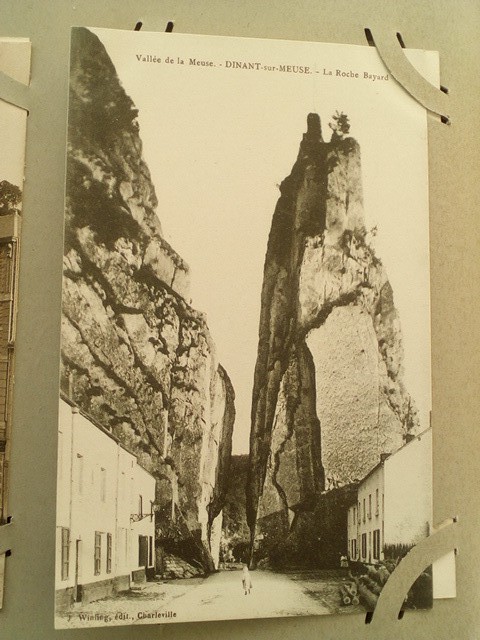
left=351, top=539, right=357, bottom=559
left=373, top=529, right=381, bottom=560
left=138, top=494, right=143, bottom=517
left=357, top=502, right=361, bottom=524
left=361, top=533, right=367, bottom=559
left=94, top=532, right=102, bottom=575
left=363, top=498, right=366, bottom=523
left=100, top=468, right=106, bottom=502
left=368, top=531, right=372, bottom=562
left=375, top=488, right=379, bottom=515
left=61, top=528, right=70, bottom=581
left=138, top=535, right=148, bottom=567
left=368, top=494, right=372, bottom=519
left=106, top=533, right=112, bottom=574
left=77, top=454, right=84, bottom=494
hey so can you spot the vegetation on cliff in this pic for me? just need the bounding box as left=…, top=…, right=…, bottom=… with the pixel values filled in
left=0, top=180, right=21, bottom=216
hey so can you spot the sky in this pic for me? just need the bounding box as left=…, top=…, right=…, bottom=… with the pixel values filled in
left=93, top=28, right=438, bottom=453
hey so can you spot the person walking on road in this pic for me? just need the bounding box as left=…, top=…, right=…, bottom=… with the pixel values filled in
left=242, top=564, right=252, bottom=595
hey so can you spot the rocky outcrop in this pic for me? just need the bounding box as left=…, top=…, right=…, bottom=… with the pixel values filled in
left=62, top=27, right=235, bottom=570
left=247, top=113, right=418, bottom=563
left=160, top=554, right=204, bottom=580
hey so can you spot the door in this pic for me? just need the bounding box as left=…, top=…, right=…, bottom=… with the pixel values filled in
left=138, top=535, right=148, bottom=568
left=74, top=539, right=82, bottom=602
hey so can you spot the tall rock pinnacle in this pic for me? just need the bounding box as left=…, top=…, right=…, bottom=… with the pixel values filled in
left=247, top=113, right=418, bottom=565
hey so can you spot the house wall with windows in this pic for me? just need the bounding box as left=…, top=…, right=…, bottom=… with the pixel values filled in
left=347, top=428, right=432, bottom=566
left=55, top=397, right=155, bottom=607
left=347, top=463, right=384, bottom=564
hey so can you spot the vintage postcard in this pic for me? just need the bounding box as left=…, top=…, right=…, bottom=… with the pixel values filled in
left=0, top=36, right=30, bottom=609
left=56, top=27, right=441, bottom=628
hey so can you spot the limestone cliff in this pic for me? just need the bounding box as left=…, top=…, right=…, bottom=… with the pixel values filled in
left=247, top=113, right=418, bottom=563
left=62, top=27, right=235, bottom=570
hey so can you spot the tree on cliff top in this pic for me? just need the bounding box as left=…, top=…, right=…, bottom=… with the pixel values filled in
left=329, top=111, right=351, bottom=140
left=0, top=180, right=21, bottom=216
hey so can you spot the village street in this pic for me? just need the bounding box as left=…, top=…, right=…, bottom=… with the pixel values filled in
left=57, top=569, right=364, bottom=628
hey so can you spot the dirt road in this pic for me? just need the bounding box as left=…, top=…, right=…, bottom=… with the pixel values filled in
left=57, top=568, right=357, bottom=629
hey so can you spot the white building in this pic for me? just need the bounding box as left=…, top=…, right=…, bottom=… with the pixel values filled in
left=347, top=428, right=432, bottom=564
left=56, top=397, right=156, bottom=607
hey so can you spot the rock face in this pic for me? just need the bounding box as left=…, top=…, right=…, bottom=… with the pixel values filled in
left=62, top=27, right=235, bottom=570
left=161, top=554, right=204, bottom=579
left=247, top=113, right=418, bottom=564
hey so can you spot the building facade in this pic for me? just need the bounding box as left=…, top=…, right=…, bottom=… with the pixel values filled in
left=347, top=429, right=432, bottom=565
left=0, top=210, right=21, bottom=524
left=56, top=397, right=156, bottom=607
left=347, top=460, right=385, bottom=564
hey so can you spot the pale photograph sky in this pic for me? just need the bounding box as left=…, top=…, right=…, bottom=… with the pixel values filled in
left=93, top=28, right=438, bottom=453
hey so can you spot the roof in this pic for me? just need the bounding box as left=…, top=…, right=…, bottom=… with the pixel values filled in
left=359, top=459, right=385, bottom=485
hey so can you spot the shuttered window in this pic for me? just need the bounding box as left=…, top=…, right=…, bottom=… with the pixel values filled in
left=106, top=533, right=112, bottom=574
left=61, top=528, right=70, bottom=580
left=94, top=532, right=101, bottom=575
left=373, top=529, right=381, bottom=560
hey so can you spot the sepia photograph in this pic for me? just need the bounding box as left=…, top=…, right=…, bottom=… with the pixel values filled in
left=0, top=36, right=30, bottom=610
left=55, top=26, right=439, bottom=628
